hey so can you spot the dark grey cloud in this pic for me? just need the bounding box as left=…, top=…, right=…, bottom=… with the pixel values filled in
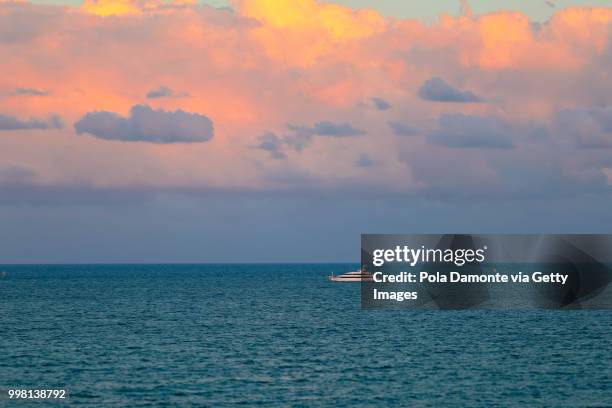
left=285, top=121, right=366, bottom=148
left=429, top=113, right=515, bottom=149
left=0, top=113, right=62, bottom=131
left=545, top=1, right=556, bottom=8
left=355, top=153, right=374, bottom=168
left=556, top=106, right=612, bottom=149
left=418, top=77, right=483, bottom=103
left=146, top=86, right=188, bottom=99
left=252, top=132, right=286, bottom=159
left=370, top=97, right=391, bottom=111
left=254, top=121, right=366, bottom=158
left=311, top=121, right=366, bottom=137
left=14, top=88, right=51, bottom=96
left=388, top=121, right=419, bottom=136
left=146, top=86, right=173, bottom=99
left=74, top=105, right=214, bottom=143
left=285, top=124, right=315, bottom=151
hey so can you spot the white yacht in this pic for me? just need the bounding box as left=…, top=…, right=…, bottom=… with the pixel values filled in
left=328, top=269, right=373, bottom=282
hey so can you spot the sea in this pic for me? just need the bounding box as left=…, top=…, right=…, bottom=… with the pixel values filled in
left=0, top=264, right=610, bottom=407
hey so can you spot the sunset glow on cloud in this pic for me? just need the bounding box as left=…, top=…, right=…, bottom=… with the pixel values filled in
left=1, top=0, right=612, bottom=196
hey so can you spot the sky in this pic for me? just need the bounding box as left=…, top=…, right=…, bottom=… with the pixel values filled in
left=1, top=0, right=612, bottom=263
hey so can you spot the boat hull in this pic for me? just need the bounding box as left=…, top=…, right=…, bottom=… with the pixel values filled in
left=328, top=271, right=373, bottom=282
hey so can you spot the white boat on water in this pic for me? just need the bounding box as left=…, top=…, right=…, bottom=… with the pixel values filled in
left=328, top=269, right=373, bottom=282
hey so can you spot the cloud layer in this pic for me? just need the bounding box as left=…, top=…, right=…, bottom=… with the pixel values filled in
left=0, top=0, right=611, bottom=199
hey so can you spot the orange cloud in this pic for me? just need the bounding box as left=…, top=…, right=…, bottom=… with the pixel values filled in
left=550, top=7, right=612, bottom=53
left=232, top=0, right=385, bottom=66
left=434, top=8, right=612, bottom=71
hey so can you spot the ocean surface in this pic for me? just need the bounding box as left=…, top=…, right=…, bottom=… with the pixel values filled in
left=0, top=264, right=610, bottom=407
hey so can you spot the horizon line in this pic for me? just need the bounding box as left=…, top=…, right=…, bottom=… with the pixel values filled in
left=0, top=261, right=359, bottom=266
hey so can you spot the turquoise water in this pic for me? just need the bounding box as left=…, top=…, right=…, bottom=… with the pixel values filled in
left=0, top=264, right=610, bottom=406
